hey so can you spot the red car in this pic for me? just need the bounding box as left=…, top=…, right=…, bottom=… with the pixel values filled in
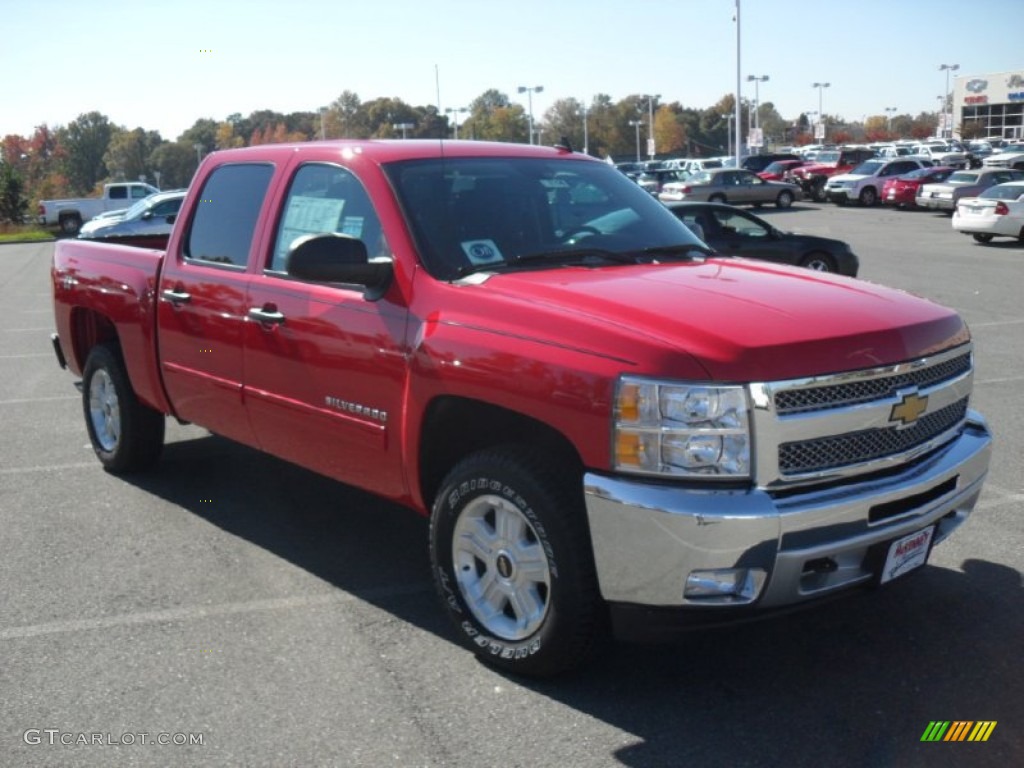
left=757, top=159, right=806, bottom=181
left=882, top=166, right=956, bottom=208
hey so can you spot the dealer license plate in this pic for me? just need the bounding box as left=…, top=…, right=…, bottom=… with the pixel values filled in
left=880, top=526, right=934, bottom=584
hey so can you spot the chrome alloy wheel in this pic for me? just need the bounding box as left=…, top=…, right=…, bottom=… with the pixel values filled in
left=452, top=494, right=552, bottom=640
left=88, top=369, right=121, bottom=452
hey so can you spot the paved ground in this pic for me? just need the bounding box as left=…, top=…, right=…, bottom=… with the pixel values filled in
left=1, top=205, right=1021, bottom=768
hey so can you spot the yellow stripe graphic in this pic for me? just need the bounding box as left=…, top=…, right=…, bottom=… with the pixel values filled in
left=968, top=721, right=997, bottom=742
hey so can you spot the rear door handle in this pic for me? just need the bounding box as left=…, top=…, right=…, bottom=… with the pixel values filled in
left=248, top=307, right=286, bottom=325
left=161, top=288, right=191, bottom=304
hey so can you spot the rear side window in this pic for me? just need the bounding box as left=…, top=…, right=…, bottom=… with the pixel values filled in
left=109, top=186, right=127, bottom=200
left=185, top=164, right=274, bottom=267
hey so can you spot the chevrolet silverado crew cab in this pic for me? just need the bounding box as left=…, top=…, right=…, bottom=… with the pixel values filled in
left=51, top=140, right=992, bottom=677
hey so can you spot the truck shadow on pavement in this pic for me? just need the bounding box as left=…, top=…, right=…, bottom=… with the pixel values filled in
left=123, top=431, right=1022, bottom=768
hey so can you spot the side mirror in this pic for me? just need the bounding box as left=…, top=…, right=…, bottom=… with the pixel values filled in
left=165, top=214, right=177, bottom=225
left=286, top=233, right=393, bottom=301
left=141, top=211, right=153, bottom=220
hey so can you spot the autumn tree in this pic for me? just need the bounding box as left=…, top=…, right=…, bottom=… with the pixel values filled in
left=653, top=104, right=686, bottom=156
left=215, top=121, right=245, bottom=150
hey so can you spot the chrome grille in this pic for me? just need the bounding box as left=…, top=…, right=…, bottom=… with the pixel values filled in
left=779, top=399, right=968, bottom=475
left=775, top=351, right=971, bottom=414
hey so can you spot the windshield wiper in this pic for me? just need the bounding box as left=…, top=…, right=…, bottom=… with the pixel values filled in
left=639, top=243, right=715, bottom=260
left=452, top=247, right=637, bottom=279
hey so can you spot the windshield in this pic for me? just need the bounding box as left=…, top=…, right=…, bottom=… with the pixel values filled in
left=947, top=172, right=978, bottom=183
left=123, top=197, right=154, bottom=220
left=815, top=151, right=840, bottom=163
left=849, top=160, right=884, bottom=175
left=763, top=161, right=794, bottom=173
left=384, top=157, right=705, bottom=280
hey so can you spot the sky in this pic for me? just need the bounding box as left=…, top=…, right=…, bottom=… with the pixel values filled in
left=3, top=0, right=1021, bottom=142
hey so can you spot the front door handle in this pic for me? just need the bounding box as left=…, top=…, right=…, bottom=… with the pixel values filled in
left=248, top=307, right=286, bottom=325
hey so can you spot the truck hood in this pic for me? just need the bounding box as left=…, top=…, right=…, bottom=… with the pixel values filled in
left=467, top=259, right=967, bottom=382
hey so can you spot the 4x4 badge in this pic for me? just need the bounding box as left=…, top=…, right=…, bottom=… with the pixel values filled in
left=890, top=392, right=929, bottom=426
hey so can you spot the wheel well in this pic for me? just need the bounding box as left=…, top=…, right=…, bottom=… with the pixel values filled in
left=418, top=396, right=582, bottom=510
left=69, top=307, right=118, bottom=370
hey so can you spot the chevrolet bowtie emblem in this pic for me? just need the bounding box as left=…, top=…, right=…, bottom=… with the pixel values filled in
left=890, top=392, right=929, bottom=426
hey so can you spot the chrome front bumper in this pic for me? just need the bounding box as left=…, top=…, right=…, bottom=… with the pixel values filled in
left=583, top=412, right=991, bottom=609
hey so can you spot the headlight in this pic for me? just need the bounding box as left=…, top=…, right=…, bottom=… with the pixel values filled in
left=613, top=377, right=751, bottom=479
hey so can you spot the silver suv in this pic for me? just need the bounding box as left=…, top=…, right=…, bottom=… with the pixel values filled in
left=825, top=159, right=930, bottom=206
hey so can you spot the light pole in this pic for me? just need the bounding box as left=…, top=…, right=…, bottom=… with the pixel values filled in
left=445, top=107, right=467, bottom=139
left=812, top=82, right=830, bottom=141
left=517, top=85, right=544, bottom=144
left=319, top=106, right=327, bottom=140
left=193, top=143, right=203, bottom=168
left=721, top=114, right=733, bottom=157
left=580, top=102, right=589, bottom=155
left=806, top=110, right=818, bottom=136
left=746, top=74, right=769, bottom=134
left=884, top=106, right=898, bottom=134
left=392, top=122, right=414, bottom=139
left=640, top=94, right=659, bottom=160
left=939, top=63, right=959, bottom=139
left=629, top=120, right=644, bottom=163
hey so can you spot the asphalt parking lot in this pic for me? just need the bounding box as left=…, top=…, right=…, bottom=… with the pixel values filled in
left=1, top=205, right=1021, bottom=768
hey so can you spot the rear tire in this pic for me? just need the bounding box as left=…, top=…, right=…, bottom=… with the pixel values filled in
left=810, top=179, right=827, bottom=203
left=430, top=446, right=605, bottom=677
left=82, top=343, right=165, bottom=473
left=708, top=194, right=726, bottom=204
left=60, top=215, right=82, bottom=236
left=775, top=190, right=794, bottom=209
left=972, top=234, right=994, bottom=243
left=800, top=251, right=838, bottom=272
left=859, top=187, right=878, bottom=206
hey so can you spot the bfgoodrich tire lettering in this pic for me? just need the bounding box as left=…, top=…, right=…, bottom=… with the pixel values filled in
left=82, top=342, right=165, bottom=473
left=430, top=447, right=604, bottom=677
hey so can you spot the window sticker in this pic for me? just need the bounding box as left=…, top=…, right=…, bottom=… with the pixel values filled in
left=275, top=195, right=345, bottom=267
left=461, top=239, right=504, bottom=265
left=340, top=215, right=364, bottom=238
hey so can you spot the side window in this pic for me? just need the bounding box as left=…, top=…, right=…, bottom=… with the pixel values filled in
left=269, top=163, right=388, bottom=273
left=131, top=186, right=150, bottom=199
left=109, top=186, right=127, bottom=200
left=185, top=164, right=274, bottom=268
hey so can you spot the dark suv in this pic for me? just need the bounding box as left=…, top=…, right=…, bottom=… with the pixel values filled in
left=741, top=153, right=801, bottom=173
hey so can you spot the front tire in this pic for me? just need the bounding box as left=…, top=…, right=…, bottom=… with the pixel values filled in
left=708, top=193, right=727, bottom=204
left=972, top=233, right=994, bottom=243
left=775, top=190, right=794, bottom=209
left=430, top=447, right=604, bottom=677
left=859, top=187, right=878, bottom=206
left=800, top=251, right=838, bottom=272
left=82, top=343, right=165, bottom=473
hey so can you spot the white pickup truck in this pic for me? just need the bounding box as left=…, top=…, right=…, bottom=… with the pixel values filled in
left=37, top=182, right=159, bottom=234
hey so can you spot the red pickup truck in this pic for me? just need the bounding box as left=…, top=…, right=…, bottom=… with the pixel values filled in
left=51, top=140, right=992, bottom=677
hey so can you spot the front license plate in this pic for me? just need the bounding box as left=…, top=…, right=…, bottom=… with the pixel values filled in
left=880, top=526, right=935, bottom=584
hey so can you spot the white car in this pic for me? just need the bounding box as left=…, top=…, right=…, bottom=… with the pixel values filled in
left=825, top=158, right=928, bottom=206
left=982, top=143, right=1024, bottom=171
left=910, top=142, right=969, bottom=169
left=952, top=181, right=1024, bottom=243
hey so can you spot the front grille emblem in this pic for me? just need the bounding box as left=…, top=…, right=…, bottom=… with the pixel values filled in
left=890, top=391, right=929, bottom=427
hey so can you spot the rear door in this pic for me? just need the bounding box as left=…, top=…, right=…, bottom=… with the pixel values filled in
left=242, top=161, right=410, bottom=499
left=157, top=163, right=276, bottom=446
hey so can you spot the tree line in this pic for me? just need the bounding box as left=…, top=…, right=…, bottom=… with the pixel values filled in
left=1, top=88, right=946, bottom=224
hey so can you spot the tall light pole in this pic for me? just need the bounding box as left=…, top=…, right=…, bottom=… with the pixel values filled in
left=884, top=106, right=898, bottom=134
left=812, top=82, right=831, bottom=141
left=193, top=143, right=203, bottom=169
left=746, top=75, right=769, bottom=132
left=640, top=94, right=659, bottom=160
left=580, top=102, right=589, bottom=155
left=806, top=110, right=818, bottom=136
left=939, top=63, right=959, bottom=139
left=319, top=106, right=327, bottom=140
left=445, top=107, right=467, bottom=139
left=517, top=85, right=544, bottom=144
left=734, top=0, right=742, bottom=170
left=628, top=120, right=644, bottom=163
left=721, top=114, right=733, bottom=157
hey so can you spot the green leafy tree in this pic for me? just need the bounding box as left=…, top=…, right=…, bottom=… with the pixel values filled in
left=541, top=97, right=588, bottom=151
left=0, top=162, right=29, bottom=224
left=148, top=142, right=197, bottom=189
left=60, top=111, right=116, bottom=194
left=104, top=128, right=163, bottom=181
left=324, top=91, right=368, bottom=138
left=177, top=118, right=219, bottom=156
